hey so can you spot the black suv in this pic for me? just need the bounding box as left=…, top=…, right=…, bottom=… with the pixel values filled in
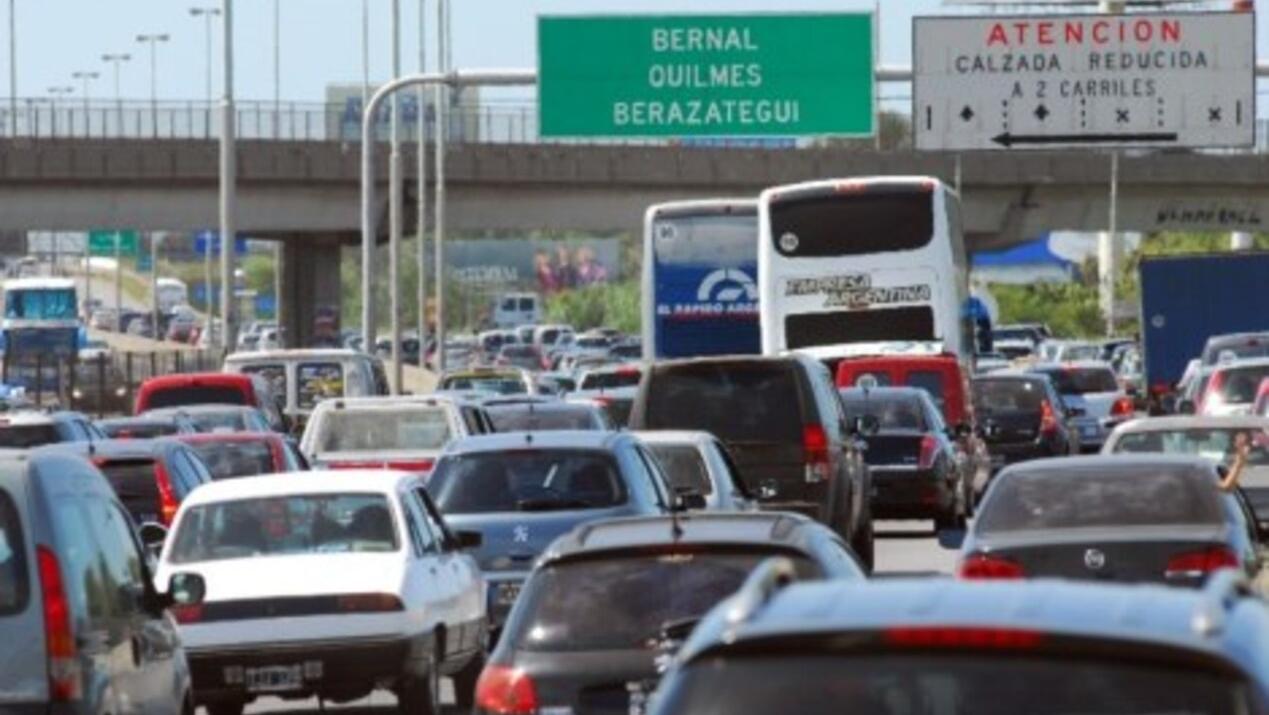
left=629, top=355, right=874, bottom=568
left=651, top=562, right=1269, bottom=715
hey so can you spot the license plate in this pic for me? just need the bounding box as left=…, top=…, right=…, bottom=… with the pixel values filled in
left=1081, top=425, right=1099, bottom=438
left=243, top=665, right=303, bottom=693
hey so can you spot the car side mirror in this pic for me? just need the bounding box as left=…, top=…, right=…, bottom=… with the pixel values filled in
left=853, top=414, right=881, bottom=437
left=139, top=522, right=168, bottom=550
left=675, top=489, right=707, bottom=511
left=166, top=572, right=206, bottom=608
left=453, top=529, right=483, bottom=550
left=1177, top=399, right=1197, bottom=415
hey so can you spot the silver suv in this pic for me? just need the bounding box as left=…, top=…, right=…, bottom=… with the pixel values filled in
left=0, top=450, right=205, bottom=713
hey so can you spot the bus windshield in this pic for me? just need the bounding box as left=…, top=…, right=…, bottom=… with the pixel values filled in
left=4, top=288, right=77, bottom=320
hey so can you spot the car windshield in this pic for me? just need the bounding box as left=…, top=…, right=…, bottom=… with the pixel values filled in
left=646, top=443, right=713, bottom=495
left=973, top=379, right=1047, bottom=413
left=977, top=467, right=1223, bottom=534
left=191, top=441, right=277, bottom=480
left=316, top=407, right=452, bottom=453
left=442, top=376, right=527, bottom=395
left=183, top=409, right=268, bottom=433
left=645, top=362, right=802, bottom=442
left=169, top=493, right=398, bottom=564
left=1214, top=364, right=1269, bottom=405
left=841, top=393, right=929, bottom=431
left=1036, top=367, right=1118, bottom=395
left=1061, top=344, right=1103, bottom=362
left=656, top=654, right=1253, bottom=715
left=486, top=405, right=603, bottom=432
left=509, top=551, right=818, bottom=652
left=146, top=385, right=246, bottom=409
left=579, top=370, right=642, bottom=390
left=99, top=460, right=161, bottom=524
left=0, top=490, right=27, bottom=616
left=1110, top=429, right=1269, bottom=468
left=0, top=423, right=60, bottom=448
left=427, top=450, right=627, bottom=513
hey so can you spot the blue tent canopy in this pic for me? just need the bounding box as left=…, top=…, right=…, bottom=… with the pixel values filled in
left=972, top=234, right=1075, bottom=270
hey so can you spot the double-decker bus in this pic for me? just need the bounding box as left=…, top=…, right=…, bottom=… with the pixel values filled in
left=757, top=176, right=971, bottom=364
left=642, top=199, right=761, bottom=360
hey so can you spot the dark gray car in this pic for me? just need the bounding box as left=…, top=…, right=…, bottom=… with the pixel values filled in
left=959, top=455, right=1261, bottom=586
left=425, top=431, right=677, bottom=636
left=475, top=513, right=865, bottom=715
left=0, top=450, right=205, bottom=714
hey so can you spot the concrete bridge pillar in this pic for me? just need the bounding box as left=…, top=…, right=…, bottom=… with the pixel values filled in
left=278, top=233, right=346, bottom=349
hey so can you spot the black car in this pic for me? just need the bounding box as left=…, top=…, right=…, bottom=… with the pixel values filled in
left=958, top=455, right=1261, bottom=586
left=650, top=562, right=1269, bottom=715
left=629, top=355, right=874, bottom=569
left=69, top=360, right=130, bottom=416
left=972, top=373, right=1078, bottom=476
left=474, top=512, right=865, bottom=715
left=839, top=387, right=968, bottom=529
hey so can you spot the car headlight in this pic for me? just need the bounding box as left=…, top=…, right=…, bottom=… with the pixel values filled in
left=71, top=389, right=82, bottom=399
left=115, top=386, right=127, bottom=397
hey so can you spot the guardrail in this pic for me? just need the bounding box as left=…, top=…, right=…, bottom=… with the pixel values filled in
left=3, top=349, right=219, bottom=417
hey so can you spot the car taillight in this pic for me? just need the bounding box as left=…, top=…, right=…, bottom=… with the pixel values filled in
left=335, top=593, right=404, bottom=613
left=37, top=546, right=81, bottom=701
left=958, top=553, right=1024, bottom=580
left=1110, top=397, right=1134, bottom=418
left=155, top=463, right=179, bottom=526
left=1149, top=382, right=1171, bottom=397
left=171, top=603, right=204, bottom=624
left=384, top=459, right=434, bottom=474
left=475, top=664, right=538, bottom=715
left=885, top=626, right=1043, bottom=649
left=1165, top=546, right=1239, bottom=579
left=917, top=435, right=939, bottom=470
left=802, top=424, right=830, bottom=483
left=1038, top=400, right=1059, bottom=436
left=1202, top=371, right=1226, bottom=412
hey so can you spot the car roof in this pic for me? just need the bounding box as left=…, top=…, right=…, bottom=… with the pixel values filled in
left=40, top=438, right=173, bottom=460
left=145, top=404, right=258, bottom=415
left=653, top=355, right=800, bottom=370
left=176, top=432, right=283, bottom=446
left=310, top=395, right=462, bottom=411
left=444, top=430, right=630, bottom=454
left=1206, top=332, right=1269, bottom=346
left=679, top=574, right=1268, bottom=671
left=837, top=386, right=929, bottom=399
left=1111, top=416, right=1269, bottom=433
left=1029, top=361, right=1114, bottom=371
left=999, top=453, right=1215, bottom=475
left=181, top=469, right=411, bottom=507
left=973, top=372, right=1049, bottom=383
left=838, top=354, right=959, bottom=368
left=224, top=348, right=366, bottom=362
left=485, top=401, right=592, bottom=414
left=1213, top=357, right=1269, bottom=370
left=141, top=372, right=253, bottom=388
left=631, top=430, right=715, bottom=446
left=0, top=410, right=59, bottom=426
left=543, top=512, right=823, bottom=563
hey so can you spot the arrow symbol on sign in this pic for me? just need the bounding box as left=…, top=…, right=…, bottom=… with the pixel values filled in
left=991, top=131, right=1179, bottom=148
left=960, top=105, right=974, bottom=122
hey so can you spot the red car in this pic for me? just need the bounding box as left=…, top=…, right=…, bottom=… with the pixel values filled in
left=176, top=432, right=308, bottom=480
left=134, top=372, right=287, bottom=432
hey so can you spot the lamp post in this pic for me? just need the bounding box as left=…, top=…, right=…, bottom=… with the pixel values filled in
left=101, top=53, right=131, bottom=134
left=188, top=7, right=219, bottom=106
left=71, top=70, right=98, bottom=136
left=8, top=0, right=16, bottom=136
left=388, top=0, right=403, bottom=393
left=219, top=0, right=237, bottom=352
left=46, top=85, right=72, bottom=136
left=272, top=0, right=280, bottom=138
left=135, top=33, right=170, bottom=137
left=416, top=0, right=427, bottom=368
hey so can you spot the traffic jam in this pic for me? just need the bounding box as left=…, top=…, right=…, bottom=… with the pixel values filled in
left=4, top=171, right=1269, bottom=714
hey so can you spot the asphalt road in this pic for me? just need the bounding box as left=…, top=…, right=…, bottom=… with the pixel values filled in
left=206, top=520, right=956, bottom=715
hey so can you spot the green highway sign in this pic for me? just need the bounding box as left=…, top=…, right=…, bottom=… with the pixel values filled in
left=88, top=230, right=139, bottom=257
left=538, top=13, right=875, bottom=138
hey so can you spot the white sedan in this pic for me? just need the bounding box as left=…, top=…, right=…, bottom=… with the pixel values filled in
left=154, top=470, right=487, bottom=715
left=634, top=430, right=758, bottom=512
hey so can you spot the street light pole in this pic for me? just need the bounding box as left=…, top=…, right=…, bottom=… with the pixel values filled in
left=188, top=8, right=219, bottom=106
left=71, top=71, right=98, bottom=136
left=219, top=0, right=237, bottom=352
left=101, top=53, right=130, bottom=134
left=433, top=0, right=449, bottom=372
left=189, top=7, right=218, bottom=323
left=272, top=0, right=280, bottom=139
left=389, top=0, right=403, bottom=393
left=46, top=85, right=72, bottom=136
left=361, top=0, right=369, bottom=110
left=416, top=0, right=427, bottom=368
left=358, top=0, right=373, bottom=355
left=151, top=232, right=163, bottom=344
left=136, top=33, right=170, bottom=137
left=8, top=0, right=16, bottom=136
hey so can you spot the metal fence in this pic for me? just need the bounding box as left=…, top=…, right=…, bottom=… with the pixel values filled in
left=4, top=349, right=220, bottom=418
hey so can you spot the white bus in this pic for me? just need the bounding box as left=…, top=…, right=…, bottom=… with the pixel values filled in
left=757, top=176, right=971, bottom=363
left=155, top=277, right=189, bottom=313
left=642, top=199, right=761, bottom=360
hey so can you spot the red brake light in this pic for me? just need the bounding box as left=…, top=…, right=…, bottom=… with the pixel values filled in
left=885, top=626, right=1043, bottom=649
left=1165, top=547, right=1238, bottom=579
left=1038, top=400, right=1059, bottom=436
left=475, top=664, right=539, bottom=715
left=1110, top=397, right=1134, bottom=418
left=384, top=459, right=435, bottom=474
left=171, top=603, right=204, bottom=624
left=802, top=424, right=831, bottom=483
left=917, top=435, right=939, bottom=470
left=37, top=546, right=82, bottom=701
left=155, top=462, right=179, bottom=526
left=958, top=553, right=1024, bottom=580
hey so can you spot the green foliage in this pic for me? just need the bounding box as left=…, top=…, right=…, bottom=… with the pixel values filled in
left=991, top=282, right=1105, bottom=339
left=544, top=281, right=641, bottom=334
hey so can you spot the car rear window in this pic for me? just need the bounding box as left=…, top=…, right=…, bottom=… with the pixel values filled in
left=192, top=441, right=277, bottom=480
left=427, top=450, right=627, bottom=514
left=840, top=393, right=929, bottom=432
left=441, top=376, right=528, bottom=395
left=99, top=460, right=159, bottom=524
left=1036, top=368, right=1118, bottom=395
left=169, top=493, right=398, bottom=564
left=146, top=385, right=247, bottom=409
left=298, top=363, right=345, bottom=410
left=646, top=443, right=713, bottom=496
left=656, top=654, right=1253, bottom=715
left=240, top=364, right=287, bottom=399
left=0, top=424, right=61, bottom=448
left=0, top=490, right=28, bottom=616
left=100, top=421, right=180, bottom=439
left=316, top=407, right=452, bottom=453
left=185, top=409, right=268, bottom=433
left=973, top=379, right=1047, bottom=413
left=1214, top=364, right=1269, bottom=405
left=508, top=551, right=819, bottom=652
left=645, top=362, right=802, bottom=442
left=904, top=371, right=946, bottom=411
left=1109, top=429, right=1269, bottom=468
left=1204, top=338, right=1269, bottom=365
left=978, top=466, right=1222, bottom=534
left=579, top=370, right=642, bottom=390
left=486, top=406, right=603, bottom=432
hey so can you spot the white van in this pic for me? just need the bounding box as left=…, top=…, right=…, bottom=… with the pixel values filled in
left=492, top=292, right=541, bottom=328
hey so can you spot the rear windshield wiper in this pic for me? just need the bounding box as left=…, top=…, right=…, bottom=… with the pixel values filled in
left=516, top=497, right=593, bottom=512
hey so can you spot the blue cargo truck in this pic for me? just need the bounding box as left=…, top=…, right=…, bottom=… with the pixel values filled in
left=1139, top=251, right=1269, bottom=407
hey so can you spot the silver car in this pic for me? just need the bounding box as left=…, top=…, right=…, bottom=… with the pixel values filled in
left=1029, top=362, right=1134, bottom=452
left=635, top=431, right=758, bottom=511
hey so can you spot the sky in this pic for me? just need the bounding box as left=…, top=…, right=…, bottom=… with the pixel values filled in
left=7, top=0, right=1265, bottom=105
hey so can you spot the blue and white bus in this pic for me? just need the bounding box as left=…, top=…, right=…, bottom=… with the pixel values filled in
left=1, top=277, right=83, bottom=360
left=642, top=199, right=761, bottom=360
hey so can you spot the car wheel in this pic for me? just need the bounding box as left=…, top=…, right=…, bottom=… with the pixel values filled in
left=850, top=515, right=875, bottom=573
left=207, top=703, right=245, bottom=715
left=398, top=666, right=441, bottom=715
left=452, top=652, right=486, bottom=709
